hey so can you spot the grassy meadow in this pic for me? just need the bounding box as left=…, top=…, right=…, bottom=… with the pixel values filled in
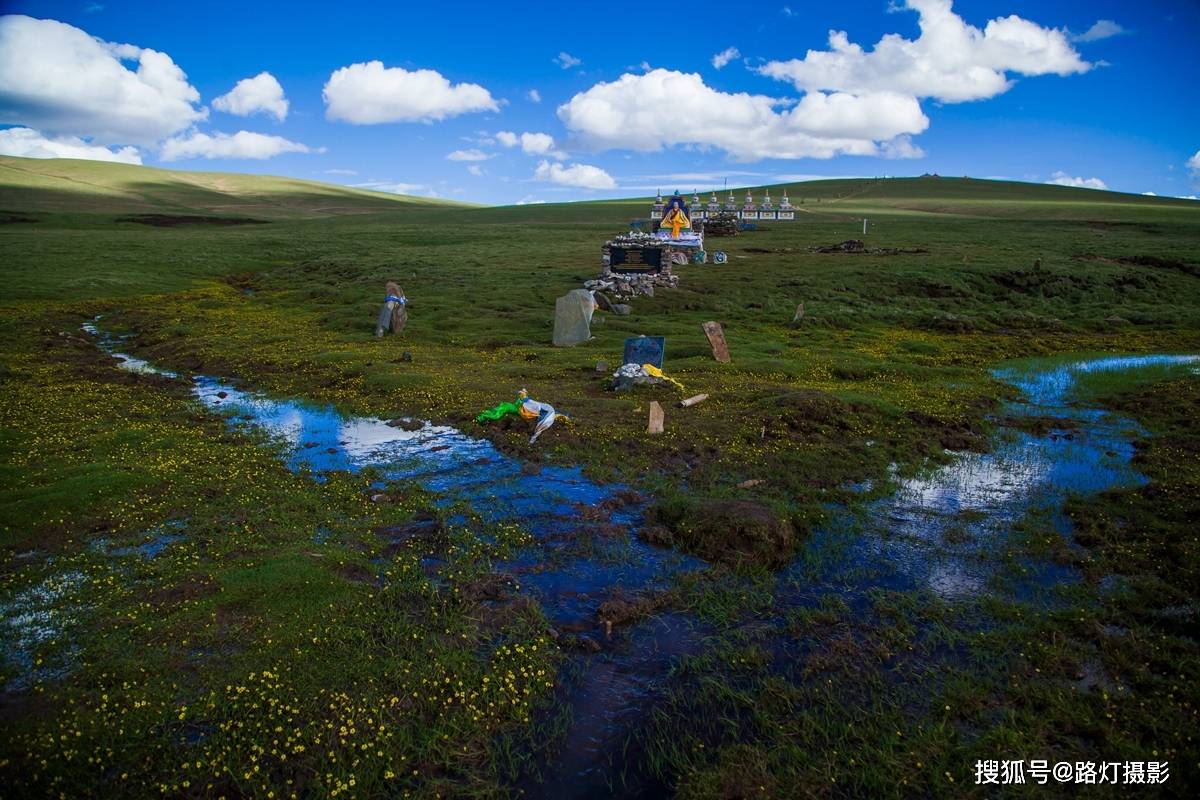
left=1, top=155, right=1198, bottom=797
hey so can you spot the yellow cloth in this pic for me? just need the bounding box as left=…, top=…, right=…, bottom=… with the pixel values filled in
left=643, top=363, right=684, bottom=391
left=661, top=207, right=690, bottom=239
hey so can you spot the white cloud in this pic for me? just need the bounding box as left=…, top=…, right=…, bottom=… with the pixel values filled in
left=467, top=164, right=484, bottom=176
left=527, top=89, right=542, bottom=103
left=881, top=134, right=925, bottom=159
left=446, top=148, right=491, bottom=161
left=758, top=0, right=1090, bottom=104
left=1046, top=171, right=1107, bottom=190
left=534, top=159, right=616, bottom=189
left=354, top=180, right=425, bottom=195
left=0, top=15, right=205, bottom=145
left=323, top=61, right=498, bottom=124
left=1187, top=150, right=1200, bottom=178
left=781, top=6, right=795, bottom=17
left=495, top=130, right=567, bottom=159
left=1072, top=20, right=1126, bottom=43
left=1141, top=191, right=1156, bottom=196
left=0, top=126, right=141, bottom=163
left=515, top=195, right=546, bottom=205
left=554, top=52, right=582, bottom=69
left=557, top=68, right=928, bottom=161
left=324, top=168, right=357, bottom=175
left=160, top=130, right=316, bottom=161
left=212, top=71, right=288, bottom=121
left=712, top=47, right=740, bottom=69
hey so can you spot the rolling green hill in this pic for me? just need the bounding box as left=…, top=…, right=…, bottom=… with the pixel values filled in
left=0, top=155, right=470, bottom=218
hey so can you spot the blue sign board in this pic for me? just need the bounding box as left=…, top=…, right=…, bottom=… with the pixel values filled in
left=623, top=336, right=666, bottom=369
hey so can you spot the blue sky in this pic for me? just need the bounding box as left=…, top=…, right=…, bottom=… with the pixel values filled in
left=0, top=0, right=1197, bottom=203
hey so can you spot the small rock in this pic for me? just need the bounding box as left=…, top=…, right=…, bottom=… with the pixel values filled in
left=370, top=493, right=390, bottom=504
left=737, top=478, right=767, bottom=489
left=612, top=304, right=632, bottom=315
left=400, top=352, right=413, bottom=362
left=595, top=360, right=608, bottom=372
left=593, top=292, right=615, bottom=312
left=387, top=418, right=424, bottom=431
left=216, top=391, right=228, bottom=399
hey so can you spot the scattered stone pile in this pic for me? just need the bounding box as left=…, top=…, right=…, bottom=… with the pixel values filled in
left=611, top=362, right=664, bottom=391
left=585, top=272, right=679, bottom=302
left=703, top=211, right=740, bottom=237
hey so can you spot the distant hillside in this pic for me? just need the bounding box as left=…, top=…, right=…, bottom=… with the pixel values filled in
left=0, top=156, right=470, bottom=219
left=1, top=157, right=1195, bottom=225
left=470, top=175, right=1199, bottom=225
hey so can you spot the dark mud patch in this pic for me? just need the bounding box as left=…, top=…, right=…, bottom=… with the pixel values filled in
left=463, top=571, right=518, bottom=602
left=0, top=211, right=38, bottom=224
left=648, top=498, right=796, bottom=566
left=1074, top=252, right=1200, bottom=278
left=904, top=409, right=989, bottom=452
left=810, top=239, right=928, bottom=255
left=147, top=578, right=219, bottom=609
left=989, top=266, right=1096, bottom=295
left=332, top=562, right=379, bottom=586
left=375, top=514, right=445, bottom=557
left=1085, top=220, right=1164, bottom=235
left=597, top=589, right=677, bottom=629
left=118, top=214, right=269, bottom=227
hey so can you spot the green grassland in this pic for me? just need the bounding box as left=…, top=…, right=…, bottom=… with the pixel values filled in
left=1, top=157, right=1198, bottom=797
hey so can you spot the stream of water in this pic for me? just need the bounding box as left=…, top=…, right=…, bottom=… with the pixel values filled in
left=51, top=324, right=1198, bottom=796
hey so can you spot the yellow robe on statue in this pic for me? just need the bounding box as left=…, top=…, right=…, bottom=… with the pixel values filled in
left=661, top=207, right=691, bottom=239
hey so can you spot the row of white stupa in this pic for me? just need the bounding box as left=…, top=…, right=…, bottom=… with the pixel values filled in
left=651, top=189, right=797, bottom=222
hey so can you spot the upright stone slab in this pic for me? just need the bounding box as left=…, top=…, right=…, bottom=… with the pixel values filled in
left=702, top=321, right=731, bottom=363
left=553, top=289, right=595, bottom=347
left=647, top=401, right=664, bottom=435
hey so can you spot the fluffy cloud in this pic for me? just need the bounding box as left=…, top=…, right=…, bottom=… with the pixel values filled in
left=1046, top=171, right=1107, bottom=190
left=557, top=68, right=927, bottom=161
left=881, top=134, right=926, bottom=159
left=0, top=126, right=141, bottom=163
left=353, top=180, right=425, bottom=194
left=212, top=72, right=288, bottom=121
left=758, top=0, right=1090, bottom=104
left=1072, top=20, right=1125, bottom=43
left=466, top=164, right=484, bottom=176
left=0, top=15, right=205, bottom=145
left=527, top=89, right=542, bottom=103
left=554, top=52, right=582, bottom=69
left=534, top=159, right=616, bottom=189
left=711, top=47, right=740, bottom=69
left=160, top=130, right=315, bottom=161
left=446, top=148, right=491, bottom=161
left=495, top=130, right=567, bottom=159
left=1187, top=150, right=1200, bottom=178
left=323, top=61, right=498, bottom=124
